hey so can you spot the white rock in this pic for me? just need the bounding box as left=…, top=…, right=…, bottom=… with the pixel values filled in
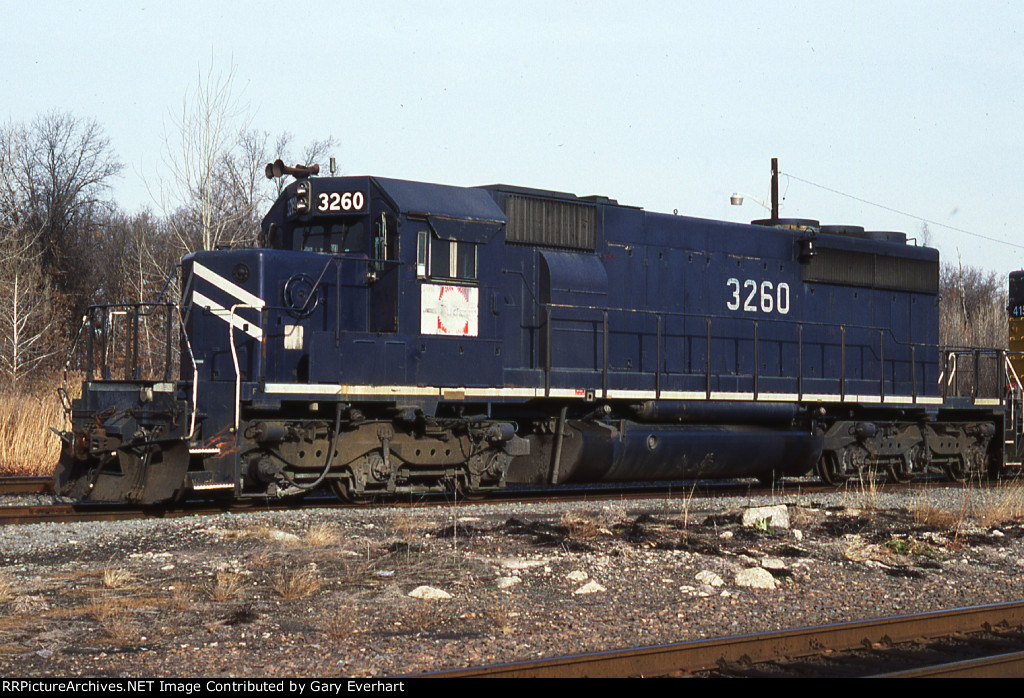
left=566, top=570, right=589, bottom=582
left=408, top=585, right=452, bottom=600
left=500, top=558, right=547, bottom=570
left=735, top=567, right=778, bottom=590
left=264, top=529, right=302, bottom=545
left=695, top=570, right=724, bottom=587
left=793, top=530, right=804, bottom=541
left=572, top=581, right=606, bottom=595
left=761, top=558, right=787, bottom=571
left=12, top=595, right=50, bottom=613
left=496, top=576, right=521, bottom=589
left=742, top=505, right=790, bottom=530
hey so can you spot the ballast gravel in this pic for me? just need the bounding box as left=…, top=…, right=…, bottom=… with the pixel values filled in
left=3, top=482, right=1024, bottom=678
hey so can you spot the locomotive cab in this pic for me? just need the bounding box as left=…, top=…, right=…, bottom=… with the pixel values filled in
left=172, top=175, right=523, bottom=501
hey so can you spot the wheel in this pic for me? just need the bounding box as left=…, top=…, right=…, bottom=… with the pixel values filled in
left=942, top=455, right=969, bottom=482
left=886, top=448, right=916, bottom=484
left=943, top=446, right=986, bottom=483
left=815, top=451, right=847, bottom=485
left=454, top=477, right=487, bottom=501
left=331, top=478, right=379, bottom=504
left=331, top=478, right=354, bottom=502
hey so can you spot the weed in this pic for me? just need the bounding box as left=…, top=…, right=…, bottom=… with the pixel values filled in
left=401, top=600, right=448, bottom=632
left=0, top=575, right=16, bottom=603
left=77, top=595, right=140, bottom=643
left=560, top=511, right=604, bottom=539
left=884, top=536, right=944, bottom=561
left=272, top=567, right=322, bottom=600
left=912, top=504, right=960, bottom=530
left=171, top=585, right=195, bottom=610
left=389, top=512, right=434, bottom=540
left=305, top=522, right=341, bottom=546
left=854, top=466, right=883, bottom=513
left=323, top=608, right=359, bottom=639
left=99, top=611, right=141, bottom=644
left=102, top=567, right=134, bottom=589
left=251, top=549, right=274, bottom=568
left=679, top=480, right=701, bottom=527
left=207, top=571, right=245, bottom=602
left=485, top=603, right=518, bottom=636
left=973, top=481, right=1024, bottom=527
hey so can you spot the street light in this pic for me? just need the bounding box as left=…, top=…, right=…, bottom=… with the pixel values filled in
left=732, top=158, right=781, bottom=221
left=730, top=192, right=771, bottom=211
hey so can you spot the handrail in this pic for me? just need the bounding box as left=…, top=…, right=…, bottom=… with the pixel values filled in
left=83, top=302, right=178, bottom=382
left=539, top=300, right=1007, bottom=403
left=228, top=303, right=263, bottom=432
left=1007, top=353, right=1024, bottom=394
left=537, top=299, right=938, bottom=355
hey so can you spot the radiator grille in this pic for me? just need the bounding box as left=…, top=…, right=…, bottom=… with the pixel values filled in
left=506, top=195, right=596, bottom=250
left=804, top=248, right=938, bottom=293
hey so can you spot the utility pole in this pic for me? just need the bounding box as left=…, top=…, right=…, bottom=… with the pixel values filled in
left=771, top=157, right=779, bottom=222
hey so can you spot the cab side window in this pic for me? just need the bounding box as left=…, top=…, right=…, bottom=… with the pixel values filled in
left=419, top=230, right=476, bottom=281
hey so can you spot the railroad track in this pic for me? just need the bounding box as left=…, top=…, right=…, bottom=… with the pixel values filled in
left=424, top=602, right=1024, bottom=677
left=0, top=475, right=998, bottom=526
left=0, top=475, right=52, bottom=495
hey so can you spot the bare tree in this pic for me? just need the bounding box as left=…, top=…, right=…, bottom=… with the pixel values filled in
left=156, top=62, right=251, bottom=252
left=940, top=259, right=1007, bottom=349
left=219, top=129, right=335, bottom=243
left=0, top=224, right=58, bottom=390
left=95, top=209, right=182, bottom=379
left=156, top=62, right=336, bottom=253
left=0, top=113, right=122, bottom=386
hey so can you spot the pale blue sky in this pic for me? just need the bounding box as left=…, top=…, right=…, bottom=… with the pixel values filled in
left=3, top=1, right=1022, bottom=278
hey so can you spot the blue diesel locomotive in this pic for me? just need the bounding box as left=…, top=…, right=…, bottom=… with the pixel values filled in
left=55, top=167, right=1016, bottom=503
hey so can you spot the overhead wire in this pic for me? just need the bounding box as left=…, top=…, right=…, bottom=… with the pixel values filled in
left=780, top=170, right=1024, bottom=251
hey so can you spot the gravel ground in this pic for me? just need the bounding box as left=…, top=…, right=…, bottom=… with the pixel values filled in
left=3, top=481, right=1024, bottom=677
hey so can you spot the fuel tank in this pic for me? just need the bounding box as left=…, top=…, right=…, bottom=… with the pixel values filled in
left=508, top=419, right=822, bottom=484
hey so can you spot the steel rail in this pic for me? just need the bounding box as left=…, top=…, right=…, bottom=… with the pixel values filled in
left=0, top=477, right=1000, bottom=527
left=0, top=476, right=53, bottom=495
left=876, top=650, right=1024, bottom=678
left=422, top=602, right=1024, bottom=678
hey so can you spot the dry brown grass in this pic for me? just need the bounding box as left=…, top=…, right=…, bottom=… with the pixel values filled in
left=485, top=603, right=518, bottom=636
left=323, top=608, right=359, bottom=639
left=911, top=482, right=975, bottom=541
left=207, top=571, right=245, bottom=602
left=272, top=567, right=322, bottom=600
left=102, top=567, right=134, bottom=589
left=305, top=522, right=341, bottom=546
left=912, top=504, right=962, bottom=530
left=388, top=512, right=434, bottom=539
left=854, top=467, right=884, bottom=512
left=0, top=575, right=16, bottom=603
left=0, top=389, right=64, bottom=476
left=77, top=595, right=145, bottom=644
left=560, top=511, right=606, bottom=539
left=171, top=585, right=195, bottom=610
left=95, top=607, right=141, bottom=644
left=973, top=482, right=1024, bottom=527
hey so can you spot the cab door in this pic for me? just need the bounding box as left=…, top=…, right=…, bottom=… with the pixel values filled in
left=413, top=219, right=502, bottom=388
